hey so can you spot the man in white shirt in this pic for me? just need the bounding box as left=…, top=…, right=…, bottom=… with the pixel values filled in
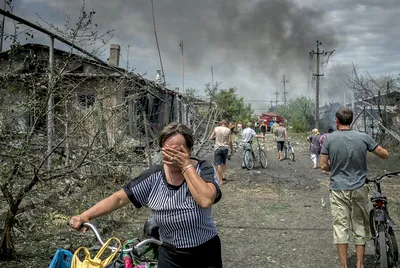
left=241, top=122, right=261, bottom=168
left=210, top=119, right=233, bottom=184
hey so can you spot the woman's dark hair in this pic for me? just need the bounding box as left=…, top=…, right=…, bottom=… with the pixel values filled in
left=158, top=122, right=194, bottom=151
left=335, top=108, right=353, bottom=126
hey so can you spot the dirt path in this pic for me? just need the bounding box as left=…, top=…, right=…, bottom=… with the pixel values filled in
left=210, top=133, right=400, bottom=268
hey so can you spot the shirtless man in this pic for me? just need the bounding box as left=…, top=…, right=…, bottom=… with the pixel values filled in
left=210, top=119, right=233, bottom=184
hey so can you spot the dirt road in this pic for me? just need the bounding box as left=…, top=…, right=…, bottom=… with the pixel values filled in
left=210, top=133, right=400, bottom=268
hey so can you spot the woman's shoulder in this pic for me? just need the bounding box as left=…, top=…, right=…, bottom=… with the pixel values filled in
left=134, top=165, right=163, bottom=181
left=191, top=157, right=212, bottom=167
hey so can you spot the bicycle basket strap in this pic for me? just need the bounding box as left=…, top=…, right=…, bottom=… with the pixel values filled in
left=71, top=247, right=92, bottom=268
left=71, top=237, right=121, bottom=268
left=93, top=237, right=121, bottom=265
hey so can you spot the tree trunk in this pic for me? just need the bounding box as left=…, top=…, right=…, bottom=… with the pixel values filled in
left=0, top=209, right=17, bottom=260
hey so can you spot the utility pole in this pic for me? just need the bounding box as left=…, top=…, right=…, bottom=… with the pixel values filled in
left=179, top=40, right=184, bottom=94
left=151, top=0, right=166, bottom=85
left=0, top=0, right=7, bottom=52
left=274, top=88, right=279, bottom=107
left=211, top=65, right=214, bottom=90
left=126, top=44, right=130, bottom=71
left=270, top=98, right=274, bottom=109
left=310, top=40, right=326, bottom=129
left=281, top=75, right=289, bottom=105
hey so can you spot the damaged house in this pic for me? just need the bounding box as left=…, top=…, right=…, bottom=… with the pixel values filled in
left=0, top=43, right=198, bottom=150
left=319, top=91, right=400, bottom=140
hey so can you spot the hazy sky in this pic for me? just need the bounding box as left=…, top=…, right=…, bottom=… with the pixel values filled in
left=6, top=0, right=400, bottom=112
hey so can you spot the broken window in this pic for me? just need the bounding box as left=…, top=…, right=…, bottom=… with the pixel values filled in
left=76, top=92, right=95, bottom=108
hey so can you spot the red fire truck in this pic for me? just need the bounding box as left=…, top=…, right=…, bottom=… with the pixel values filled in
left=259, top=112, right=285, bottom=125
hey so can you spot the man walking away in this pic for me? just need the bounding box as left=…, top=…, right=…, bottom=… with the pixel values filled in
left=269, top=120, right=274, bottom=133
left=260, top=121, right=267, bottom=142
left=210, top=119, right=233, bottom=185
left=254, top=121, right=259, bottom=134
left=307, top=128, right=321, bottom=169
left=241, top=122, right=261, bottom=168
left=275, top=122, right=287, bottom=161
left=320, top=127, right=333, bottom=175
left=272, top=121, right=279, bottom=137
left=320, top=108, right=389, bottom=268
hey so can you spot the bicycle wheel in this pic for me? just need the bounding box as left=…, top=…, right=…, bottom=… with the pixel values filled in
left=259, top=149, right=268, bottom=169
left=244, top=149, right=254, bottom=170
left=388, top=227, right=399, bottom=266
left=289, top=148, right=295, bottom=161
left=282, top=145, right=287, bottom=159
left=370, top=209, right=377, bottom=239
left=378, top=224, right=389, bottom=268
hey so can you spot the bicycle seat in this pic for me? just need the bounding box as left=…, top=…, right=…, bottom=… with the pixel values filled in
left=143, top=216, right=160, bottom=240
left=371, top=192, right=387, bottom=203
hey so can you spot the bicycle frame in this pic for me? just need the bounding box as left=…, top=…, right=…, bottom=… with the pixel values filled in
left=81, top=222, right=162, bottom=266
left=243, top=138, right=268, bottom=170
left=287, top=141, right=292, bottom=154
left=282, top=140, right=294, bottom=161
left=253, top=139, right=262, bottom=157
left=83, top=222, right=162, bottom=253
left=368, top=172, right=399, bottom=227
left=247, top=138, right=263, bottom=159
left=367, top=171, right=400, bottom=268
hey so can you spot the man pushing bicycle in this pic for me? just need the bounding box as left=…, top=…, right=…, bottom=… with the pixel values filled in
left=241, top=122, right=262, bottom=169
left=320, top=108, right=389, bottom=268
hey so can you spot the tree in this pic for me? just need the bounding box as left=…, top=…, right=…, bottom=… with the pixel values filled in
left=347, top=63, right=399, bottom=128
left=0, top=4, right=120, bottom=259
left=275, top=97, right=315, bottom=132
left=214, top=87, right=253, bottom=123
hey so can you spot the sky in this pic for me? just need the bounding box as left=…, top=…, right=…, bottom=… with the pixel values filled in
left=4, top=0, right=400, bottom=113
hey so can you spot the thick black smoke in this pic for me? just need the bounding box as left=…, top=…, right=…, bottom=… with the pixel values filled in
left=18, top=0, right=344, bottom=106
left=131, top=0, right=341, bottom=82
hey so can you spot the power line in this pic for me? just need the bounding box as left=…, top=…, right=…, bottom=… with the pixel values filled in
left=243, top=100, right=272, bottom=102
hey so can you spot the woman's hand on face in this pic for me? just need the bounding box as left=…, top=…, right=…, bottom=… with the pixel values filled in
left=69, top=214, right=90, bottom=232
left=162, top=145, right=191, bottom=170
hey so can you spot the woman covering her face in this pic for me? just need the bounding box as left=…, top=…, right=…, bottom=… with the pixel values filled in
left=69, top=122, right=223, bottom=268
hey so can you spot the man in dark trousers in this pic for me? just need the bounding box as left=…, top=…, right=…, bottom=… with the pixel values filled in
left=275, top=122, right=287, bottom=161
left=320, top=108, right=389, bottom=268
left=210, top=119, right=233, bottom=185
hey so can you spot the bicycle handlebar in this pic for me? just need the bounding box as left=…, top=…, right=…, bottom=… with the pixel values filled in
left=82, top=222, right=163, bottom=253
left=366, top=171, right=400, bottom=184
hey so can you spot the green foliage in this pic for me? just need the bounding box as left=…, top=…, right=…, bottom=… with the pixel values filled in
left=275, top=97, right=315, bottom=132
left=214, top=87, right=253, bottom=122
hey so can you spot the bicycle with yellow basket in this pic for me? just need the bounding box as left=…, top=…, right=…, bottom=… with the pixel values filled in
left=70, top=221, right=162, bottom=268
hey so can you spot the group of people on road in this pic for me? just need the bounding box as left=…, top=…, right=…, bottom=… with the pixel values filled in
left=69, top=107, right=389, bottom=268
